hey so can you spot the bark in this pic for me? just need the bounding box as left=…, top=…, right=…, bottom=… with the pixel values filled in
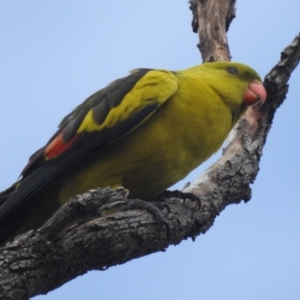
left=1, top=1, right=300, bottom=299
left=189, top=0, right=236, bottom=61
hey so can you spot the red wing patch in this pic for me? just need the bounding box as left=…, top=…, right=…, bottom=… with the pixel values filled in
left=44, top=132, right=78, bottom=159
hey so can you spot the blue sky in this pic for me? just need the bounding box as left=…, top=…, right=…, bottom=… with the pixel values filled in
left=0, top=1, right=300, bottom=299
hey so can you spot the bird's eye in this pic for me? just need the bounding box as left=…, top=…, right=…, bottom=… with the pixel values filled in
left=227, top=67, right=238, bottom=75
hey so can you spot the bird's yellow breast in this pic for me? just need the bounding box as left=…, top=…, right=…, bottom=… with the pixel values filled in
left=58, top=71, right=233, bottom=202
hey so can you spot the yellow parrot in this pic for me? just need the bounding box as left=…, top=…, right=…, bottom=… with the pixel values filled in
left=0, top=62, right=266, bottom=244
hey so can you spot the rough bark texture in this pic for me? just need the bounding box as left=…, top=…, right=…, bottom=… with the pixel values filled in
left=189, top=0, right=236, bottom=61
left=1, top=0, right=300, bottom=299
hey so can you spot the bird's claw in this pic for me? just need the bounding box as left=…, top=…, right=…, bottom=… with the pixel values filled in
left=155, top=190, right=201, bottom=210
left=118, top=199, right=170, bottom=237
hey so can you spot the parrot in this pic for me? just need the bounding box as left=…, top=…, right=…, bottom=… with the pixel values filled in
left=0, top=62, right=266, bottom=245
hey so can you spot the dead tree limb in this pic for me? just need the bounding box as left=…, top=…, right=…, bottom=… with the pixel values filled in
left=189, top=0, right=236, bottom=61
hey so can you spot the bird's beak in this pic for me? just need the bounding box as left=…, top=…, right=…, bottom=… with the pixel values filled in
left=243, top=79, right=267, bottom=106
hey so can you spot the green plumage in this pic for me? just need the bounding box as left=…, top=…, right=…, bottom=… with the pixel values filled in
left=0, top=62, right=265, bottom=244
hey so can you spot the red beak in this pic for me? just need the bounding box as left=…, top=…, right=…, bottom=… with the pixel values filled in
left=243, top=79, right=267, bottom=106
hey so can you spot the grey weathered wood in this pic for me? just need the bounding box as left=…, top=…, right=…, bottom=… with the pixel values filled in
left=189, top=0, right=236, bottom=62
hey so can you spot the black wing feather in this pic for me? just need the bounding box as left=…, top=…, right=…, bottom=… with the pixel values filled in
left=0, top=68, right=159, bottom=243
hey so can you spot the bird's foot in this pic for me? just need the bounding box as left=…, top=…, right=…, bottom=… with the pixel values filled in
left=154, top=189, right=201, bottom=210
left=118, top=198, right=170, bottom=236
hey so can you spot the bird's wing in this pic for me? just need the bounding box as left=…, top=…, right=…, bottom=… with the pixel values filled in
left=0, top=68, right=179, bottom=222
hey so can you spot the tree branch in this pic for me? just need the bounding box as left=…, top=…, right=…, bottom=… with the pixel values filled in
left=184, top=32, right=300, bottom=213
left=189, top=0, right=236, bottom=61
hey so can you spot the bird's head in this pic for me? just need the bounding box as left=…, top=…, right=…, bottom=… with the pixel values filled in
left=201, top=61, right=267, bottom=107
